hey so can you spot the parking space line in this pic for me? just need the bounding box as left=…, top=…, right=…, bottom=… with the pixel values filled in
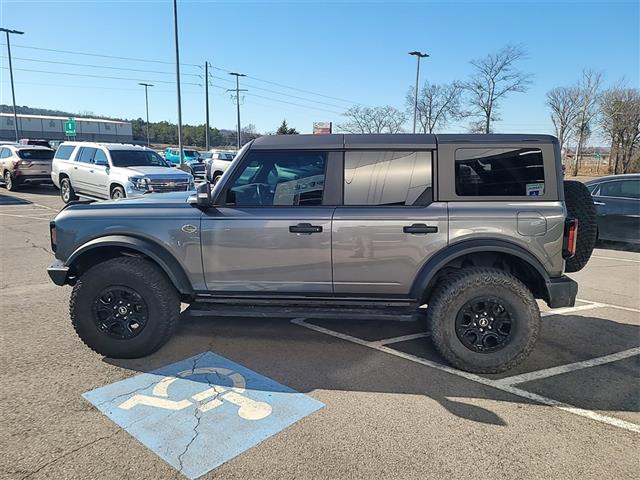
left=541, top=302, right=604, bottom=317
left=494, top=347, right=640, bottom=386
left=369, top=332, right=431, bottom=347
left=592, top=255, right=640, bottom=264
left=578, top=300, right=640, bottom=314
left=291, top=318, right=640, bottom=434
left=0, top=212, right=53, bottom=219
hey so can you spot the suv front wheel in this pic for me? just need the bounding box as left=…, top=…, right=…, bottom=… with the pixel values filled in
left=70, top=257, right=181, bottom=358
left=428, top=267, right=540, bottom=373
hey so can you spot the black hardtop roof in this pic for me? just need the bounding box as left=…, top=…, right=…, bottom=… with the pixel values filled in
left=250, top=133, right=557, bottom=150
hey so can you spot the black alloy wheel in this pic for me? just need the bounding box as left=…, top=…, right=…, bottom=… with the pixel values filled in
left=91, top=286, right=149, bottom=339
left=455, top=298, right=513, bottom=353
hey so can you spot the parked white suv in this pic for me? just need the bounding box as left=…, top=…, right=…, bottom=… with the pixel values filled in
left=204, top=149, right=237, bottom=183
left=51, top=142, right=195, bottom=203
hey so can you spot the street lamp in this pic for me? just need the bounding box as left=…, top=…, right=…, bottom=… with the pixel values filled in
left=409, top=50, right=429, bottom=134
left=1, top=27, right=24, bottom=142
left=229, top=72, right=247, bottom=150
left=138, top=83, right=153, bottom=146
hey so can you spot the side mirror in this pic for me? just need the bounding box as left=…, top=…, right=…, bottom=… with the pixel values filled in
left=196, top=181, right=212, bottom=208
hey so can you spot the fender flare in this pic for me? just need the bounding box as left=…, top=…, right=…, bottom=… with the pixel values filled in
left=66, top=235, right=194, bottom=295
left=409, top=238, right=551, bottom=300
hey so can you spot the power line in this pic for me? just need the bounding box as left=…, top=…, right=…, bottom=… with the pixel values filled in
left=1, top=56, right=201, bottom=77
left=0, top=43, right=201, bottom=68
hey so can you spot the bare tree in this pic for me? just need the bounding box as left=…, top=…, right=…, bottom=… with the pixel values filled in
left=600, top=87, right=640, bottom=174
left=338, top=105, right=406, bottom=134
left=571, top=69, right=603, bottom=176
left=546, top=86, right=580, bottom=163
left=463, top=45, right=533, bottom=134
left=406, top=82, right=463, bottom=133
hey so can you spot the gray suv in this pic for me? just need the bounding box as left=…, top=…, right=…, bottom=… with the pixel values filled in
left=47, top=134, right=597, bottom=373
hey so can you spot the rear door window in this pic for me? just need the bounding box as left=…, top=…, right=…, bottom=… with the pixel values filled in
left=455, top=148, right=545, bottom=197
left=54, top=145, right=76, bottom=160
left=76, top=147, right=96, bottom=164
left=0, top=148, right=9, bottom=159
left=343, top=151, right=432, bottom=206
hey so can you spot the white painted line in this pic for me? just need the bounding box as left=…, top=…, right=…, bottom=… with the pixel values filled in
left=577, top=299, right=640, bottom=314
left=592, top=255, right=640, bottom=264
left=291, top=318, right=640, bottom=434
left=541, top=302, right=604, bottom=317
left=0, top=212, right=52, bottom=220
left=495, top=347, right=640, bottom=386
left=369, top=332, right=431, bottom=347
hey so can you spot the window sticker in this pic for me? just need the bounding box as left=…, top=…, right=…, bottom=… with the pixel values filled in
left=526, top=182, right=545, bottom=196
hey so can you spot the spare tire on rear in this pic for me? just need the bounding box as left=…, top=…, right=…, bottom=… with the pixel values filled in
left=563, top=180, right=597, bottom=272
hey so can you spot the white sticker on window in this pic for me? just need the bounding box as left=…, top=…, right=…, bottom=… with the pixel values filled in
left=526, top=183, right=545, bottom=196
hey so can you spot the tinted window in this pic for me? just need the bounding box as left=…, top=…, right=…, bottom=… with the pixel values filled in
left=54, top=145, right=75, bottom=160
left=344, top=151, right=432, bottom=206
left=184, top=150, right=199, bottom=157
left=226, top=151, right=326, bottom=206
left=599, top=180, right=640, bottom=199
left=93, top=149, right=108, bottom=165
left=110, top=150, right=168, bottom=168
left=455, top=148, right=545, bottom=197
left=76, top=147, right=96, bottom=164
left=17, top=149, right=54, bottom=161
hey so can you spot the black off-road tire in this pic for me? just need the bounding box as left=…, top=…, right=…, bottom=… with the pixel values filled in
left=70, top=257, right=181, bottom=358
left=60, top=177, right=78, bottom=203
left=428, top=267, right=540, bottom=373
left=563, top=180, right=597, bottom=273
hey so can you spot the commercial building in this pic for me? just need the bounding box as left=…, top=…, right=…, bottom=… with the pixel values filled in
left=0, top=113, right=133, bottom=143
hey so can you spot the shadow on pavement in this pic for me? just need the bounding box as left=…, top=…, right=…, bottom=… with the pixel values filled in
left=105, top=310, right=639, bottom=427
left=0, top=191, right=33, bottom=205
left=596, top=240, right=640, bottom=253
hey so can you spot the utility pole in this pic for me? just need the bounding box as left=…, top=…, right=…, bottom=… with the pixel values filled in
left=138, top=83, right=153, bottom=147
left=408, top=51, right=429, bottom=134
left=205, top=61, right=210, bottom=151
left=228, top=72, right=247, bottom=150
left=1, top=27, right=24, bottom=142
left=172, top=0, right=184, bottom=166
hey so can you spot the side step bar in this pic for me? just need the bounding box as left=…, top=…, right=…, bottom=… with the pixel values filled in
left=185, top=303, right=421, bottom=322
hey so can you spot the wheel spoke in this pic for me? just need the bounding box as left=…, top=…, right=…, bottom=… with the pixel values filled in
left=456, top=297, right=513, bottom=353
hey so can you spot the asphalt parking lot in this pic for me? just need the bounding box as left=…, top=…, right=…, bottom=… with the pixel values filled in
left=1, top=185, right=639, bottom=480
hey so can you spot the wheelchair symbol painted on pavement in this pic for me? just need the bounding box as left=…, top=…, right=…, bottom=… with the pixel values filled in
left=118, top=367, right=273, bottom=420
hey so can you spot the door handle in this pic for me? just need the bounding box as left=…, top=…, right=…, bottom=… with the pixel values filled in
left=289, top=223, right=323, bottom=234
left=403, top=223, right=438, bottom=234
left=73, top=166, right=78, bottom=170
left=593, top=200, right=606, bottom=206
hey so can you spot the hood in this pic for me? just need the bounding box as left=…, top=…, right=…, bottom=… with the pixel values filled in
left=88, top=190, right=196, bottom=207
left=122, top=166, right=192, bottom=177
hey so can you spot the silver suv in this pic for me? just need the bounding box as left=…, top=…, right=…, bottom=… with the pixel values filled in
left=0, top=144, right=55, bottom=191
left=51, top=142, right=194, bottom=203
left=47, top=134, right=597, bottom=373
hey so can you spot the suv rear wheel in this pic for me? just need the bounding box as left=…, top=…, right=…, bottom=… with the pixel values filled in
left=428, top=267, right=540, bottom=373
left=60, top=177, right=78, bottom=203
left=4, top=171, right=18, bottom=191
left=70, top=257, right=180, bottom=358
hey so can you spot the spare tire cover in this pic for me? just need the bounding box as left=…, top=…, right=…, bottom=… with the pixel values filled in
left=563, top=180, right=597, bottom=273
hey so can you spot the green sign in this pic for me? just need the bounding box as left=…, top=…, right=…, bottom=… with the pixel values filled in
left=65, top=118, right=76, bottom=137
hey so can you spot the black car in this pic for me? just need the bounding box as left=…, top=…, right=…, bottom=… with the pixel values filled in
left=585, top=174, right=640, bottom=245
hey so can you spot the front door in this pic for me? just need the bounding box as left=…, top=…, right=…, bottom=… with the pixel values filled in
left=332, top=150, right=448, bottom=296
left=201, top=149, right=336, bottom=293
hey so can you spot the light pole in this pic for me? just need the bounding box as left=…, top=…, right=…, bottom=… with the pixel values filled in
left=172, top=0, right=184, bottom=167
left=409, top=50, right=429, bottom=134
left=1, top=27, right=24, bottom=142
left=229, top=72, right=247, bottom=150
left=138, top=83, right=153, bottom=147
left=204, top=61, right=210, bottom=151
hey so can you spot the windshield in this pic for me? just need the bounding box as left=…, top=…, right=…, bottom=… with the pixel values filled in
left=201, top=152, right=213, bottom=159
left=18, top=149, right=54, bottom=160
left=219, top=153, right=235, bottom=161
left=110, top=150, right=169, bottom=168
left=184, top=150, right=199, bottom=158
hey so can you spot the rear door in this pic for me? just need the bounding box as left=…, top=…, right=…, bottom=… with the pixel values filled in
left=332, top=149, right=448, bottom=296
left=201, top=148, right=339, bottom=293
left=593, top=179, right=640, bottom=242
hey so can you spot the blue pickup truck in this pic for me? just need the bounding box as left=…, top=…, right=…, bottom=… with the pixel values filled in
left=164, top=148, right=206, bottom=180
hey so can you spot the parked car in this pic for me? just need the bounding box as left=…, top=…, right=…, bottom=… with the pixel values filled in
left=204, top=150, right=236, bottom=183
left=47, top=134, right=597, bottom=373
left=585, top=174, right=640, bottom=244
left=0, top=144, right=55, bottom=191
left=164, top=148, right=205, bottom=180
left=51, top=142, right=195, bottom=203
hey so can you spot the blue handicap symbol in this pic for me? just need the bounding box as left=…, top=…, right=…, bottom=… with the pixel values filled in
left=83, top=352, right=324, bottom=479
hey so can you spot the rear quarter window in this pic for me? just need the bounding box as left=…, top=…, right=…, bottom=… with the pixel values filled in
left=455, top=148, right=545, bottom=197
left=54, top=145, right=76, bottom=160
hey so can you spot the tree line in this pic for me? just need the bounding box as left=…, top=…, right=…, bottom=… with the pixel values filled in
left=338, top=44, right=640, bottom=174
